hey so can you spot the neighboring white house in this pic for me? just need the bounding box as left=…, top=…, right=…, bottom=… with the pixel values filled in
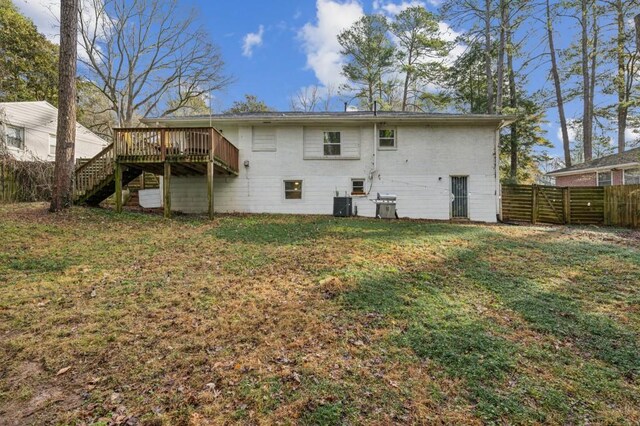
left=140, top=112, right=513, bottom=222
left=0, top=101, right=107, bottom=161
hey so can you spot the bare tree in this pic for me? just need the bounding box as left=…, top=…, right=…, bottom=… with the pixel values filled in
left=602, top=0, right=640, bottom=153
left=546, top=0, right=571, bottom=167
left=78, top=0, right=231, bottom=127
left=290, top=84, right=335, bottom=112
left=50, top=0, right=78, bottom=212
left=579, top=0, right=599, bottom=161
left=290, top=86, right=320, bottom=112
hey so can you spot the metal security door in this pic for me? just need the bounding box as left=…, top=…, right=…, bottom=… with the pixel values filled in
left=451, top=176, right=468, bottom=218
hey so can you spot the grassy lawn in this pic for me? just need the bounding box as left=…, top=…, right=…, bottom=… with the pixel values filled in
left=1, top=203, right=639, bottom=425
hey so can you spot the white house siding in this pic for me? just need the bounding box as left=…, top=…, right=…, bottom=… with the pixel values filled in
left=0, top=101, right=107, bottom=161
left=165, top=123, right=500, bottom=222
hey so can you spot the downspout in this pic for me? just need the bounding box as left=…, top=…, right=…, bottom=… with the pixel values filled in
left=373, top=122, right=378, bottom=179
left=365, top=122, right=378, bottom=197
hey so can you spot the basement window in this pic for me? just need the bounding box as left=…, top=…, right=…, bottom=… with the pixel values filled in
left=323, top=131, right=341, bottom=156
left=597, top=171, right=612, bottom=187
left=284, top=180, right=303, bottom=199
left=351, top=179, right=365, bottom=195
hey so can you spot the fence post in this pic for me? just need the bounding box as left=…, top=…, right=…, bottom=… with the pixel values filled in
left=531, top=185, right=538, bottom=224
left=563, top=187, right=571, bottom=225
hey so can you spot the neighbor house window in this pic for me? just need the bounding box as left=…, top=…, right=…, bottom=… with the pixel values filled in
left=352, top=178, right=365, bottom=195
left=323, top=131, right=341, bottom=156
left=284, top=180, right=302, bottom=199
left=378, top=128, right=396, bottom=149
left=5, top=125, right=24, bottom=149
left=49, top=134, right=56, bottom=157
left=624, top=168, right=640, bottom=185
left=597, top=171, right=612, bottom=186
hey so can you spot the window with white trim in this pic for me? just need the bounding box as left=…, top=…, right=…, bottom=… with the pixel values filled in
left=597, top=171, right=612, bottom=186
left=323, top=131, right=341, bottom=156
left=624, top=168, right=640, bottom=185
left=5, top=125, right=24, bottom=149
left=378, top=128, right=396, bottom=149
left=49, top=134, right=57, bottom=157
left=284, top=180, right=302, bottom=199
left=351, top=178, right=365, bottom=195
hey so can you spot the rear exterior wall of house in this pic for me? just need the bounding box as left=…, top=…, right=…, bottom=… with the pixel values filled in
left=164, top=124, right=500, bottom=222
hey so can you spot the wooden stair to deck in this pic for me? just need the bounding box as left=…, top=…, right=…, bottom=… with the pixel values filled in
left=74, top=143, right=141, bottom=206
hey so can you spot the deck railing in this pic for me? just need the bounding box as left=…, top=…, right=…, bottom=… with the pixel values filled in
left=113, top=127, right=239, bottom=173
left=74, top=143, right=115, bottom=199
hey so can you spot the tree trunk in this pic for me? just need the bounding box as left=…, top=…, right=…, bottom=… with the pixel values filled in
left=546, top=0, right=571, bottom=167
left=635, top=14, right=640, bottom=51
left=484, top=0, right=494, bottom=114
left=615, top=0, right=626, bottom=152
left=589, top=5, right=598, bottom=154
left=401, top=48, right=413, bottom=112
left=49, top=0, right=78, bottom=212
left=507, top=20, right=518, bottom=182
left=495, top=0, right=506, bottom=114
left=581, top=0, right=593, bottom=162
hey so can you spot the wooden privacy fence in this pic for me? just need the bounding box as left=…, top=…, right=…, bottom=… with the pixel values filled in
left=502, top=184, right=640, bottom=228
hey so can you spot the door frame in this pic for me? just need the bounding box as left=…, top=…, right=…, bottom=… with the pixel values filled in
left=450, top=175, right=470, bottom=219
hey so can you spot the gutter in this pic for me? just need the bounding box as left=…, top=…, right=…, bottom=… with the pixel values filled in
left=547, top=162, right=640, bottom=177
left=141, top=115, right=518, bottom=127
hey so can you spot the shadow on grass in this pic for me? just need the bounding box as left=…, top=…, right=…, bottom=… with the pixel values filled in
left=339, top=233, right=640, bottom=421
left=212, top=215, right=488, bottom=246
left=451, top=244, right=640, bottom=380
left=342, top=270, right=541, bottom=422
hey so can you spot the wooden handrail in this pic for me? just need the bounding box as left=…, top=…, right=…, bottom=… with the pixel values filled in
left=112, top=127, right=239, bottom=172
left=75, top=142, right=114, bottom=175
left=74, top=142, right=115, bottom=200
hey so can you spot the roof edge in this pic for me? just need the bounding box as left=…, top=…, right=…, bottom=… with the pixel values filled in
left=140, top=113, right=517, bottom=127
left=547, top=162, right=640, bottom=176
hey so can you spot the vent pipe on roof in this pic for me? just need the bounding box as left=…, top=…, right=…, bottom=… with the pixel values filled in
left=373, top=101, right=377, bottom=116
left=344, top=102, right=348, bottom=112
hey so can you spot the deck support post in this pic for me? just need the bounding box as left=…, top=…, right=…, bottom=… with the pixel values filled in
left=163, top=162, right=171, bottom=219
left=207, top=161, right=215, bottom=219
left=115, top=162, right=123, bottom=213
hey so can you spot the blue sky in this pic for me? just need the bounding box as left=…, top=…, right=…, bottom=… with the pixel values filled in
left=13, top=0, right=636, bottom=159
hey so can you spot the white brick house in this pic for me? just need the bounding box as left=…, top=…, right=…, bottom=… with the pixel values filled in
left=141, top=112, right=513, bottom=222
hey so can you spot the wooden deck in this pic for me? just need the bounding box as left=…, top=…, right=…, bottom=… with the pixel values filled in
left=74, top=127, right=239, bottom=218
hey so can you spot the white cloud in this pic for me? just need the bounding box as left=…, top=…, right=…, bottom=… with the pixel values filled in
left=438, top=22, right=465, bottom=64
left=626, top=127, right=639, bottom=142
left=298, top=0, right=364, bottom=88
left=373, top=0, right=427, bottom=16
left=14, top=0, right=60, bottom=41
left=373, top=0, right=443, bottom=15
left=556, top=124, right=578, bottom=142
left=13, top=0, right=106, bottom=62
left=242, top=25, right=265, bottom=58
